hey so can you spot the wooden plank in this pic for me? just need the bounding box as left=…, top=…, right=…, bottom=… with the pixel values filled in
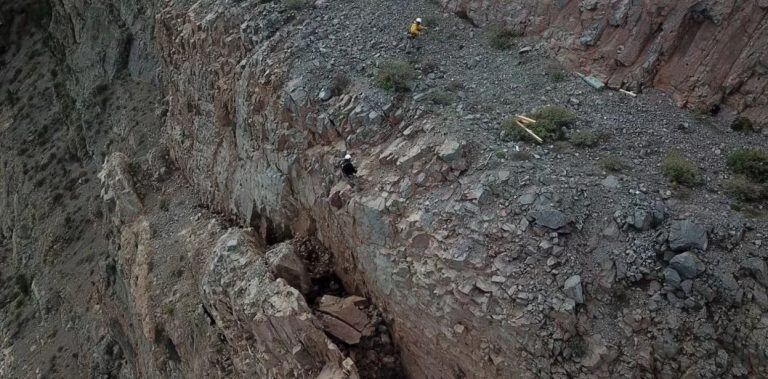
left=516, top=115, right=536, bottom=124
left=619, top=89, right=637, bottom=97
left=514, top=120, right=543, bottom=144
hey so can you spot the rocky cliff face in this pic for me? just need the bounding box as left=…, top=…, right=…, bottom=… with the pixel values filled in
left=440, top=0, right=768, bottom=124
left=2, top=0, right=768, bottom=378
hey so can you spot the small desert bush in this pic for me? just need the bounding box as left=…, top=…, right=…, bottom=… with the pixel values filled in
left=725, top=177, right=767, bottom=203
left=599, top=155, right=627, bottom=173
left=376, top=60, right=417, bottom=92
left=426, top=90, right=454, bottom=106
left=533, top=106, right=577, bottom=128
left=545, top=63, right=567, bottom=82
left=487, top=25, right=521, bottom=50
left=727, top=148, right=768, bottom=183
left=549, top=71, right=566, bottom=82
left=570, top=131, right=602, bottom=148
left=662, top=151, right=701, bottom=187
left=730, top=117, right=756, bottom=132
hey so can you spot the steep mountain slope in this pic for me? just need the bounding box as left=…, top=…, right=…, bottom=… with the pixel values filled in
left=1, top=0, right=767, bottom=378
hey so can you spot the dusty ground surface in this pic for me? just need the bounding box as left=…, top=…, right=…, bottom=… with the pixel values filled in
left=1, top=0, right=767, bottom=378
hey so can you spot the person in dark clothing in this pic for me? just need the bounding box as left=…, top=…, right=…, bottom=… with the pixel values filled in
left=340, top=154, right=357, bottom=178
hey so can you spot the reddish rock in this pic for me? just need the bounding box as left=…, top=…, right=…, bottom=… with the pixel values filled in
left=439, top=0, right=768, bottom=124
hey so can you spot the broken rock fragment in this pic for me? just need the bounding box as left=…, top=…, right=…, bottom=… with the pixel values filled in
left=564, top=275, right=584, bottom=304
left=530, top=209, right=569, bottom=230
left=316, top=295, right=374, bottom=345
left=436, top=139, right=463, bottom=162
left=669, top=252, right=705, bottom=279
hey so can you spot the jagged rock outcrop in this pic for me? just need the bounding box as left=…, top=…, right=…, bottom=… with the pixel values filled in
left=439, top=0, right=768, bottom=124
left=202, top=229, right=357, bottom=378
left=99, top=152, right=142, bottom=227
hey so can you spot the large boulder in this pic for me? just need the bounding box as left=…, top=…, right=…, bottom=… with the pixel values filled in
left=669, top=252, right=706, bottom=279
left=668, top=220, right=708, bottom=252
left=741, top=257, right=768, bottom=287
left=564, top=275, right=584, bottom=304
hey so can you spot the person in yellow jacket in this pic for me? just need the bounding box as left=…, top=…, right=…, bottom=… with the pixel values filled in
left=405, top=18, right=426, bottom=53
left=409, top=18, right=426, bottom=38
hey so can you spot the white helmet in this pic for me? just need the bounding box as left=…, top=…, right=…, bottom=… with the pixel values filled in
left=344, top=154, right=352, bottom=160
left=416, top=17, right=422, bottom=24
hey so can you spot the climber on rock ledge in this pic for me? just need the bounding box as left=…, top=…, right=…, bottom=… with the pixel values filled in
left=340, top=154, right=357, bottom=179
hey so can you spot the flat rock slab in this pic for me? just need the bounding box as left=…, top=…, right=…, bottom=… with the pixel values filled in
left=579, top=74, right=605, bottom=90
left=669, top=220, right=708, bottom=252
left=316, top=295, right=373, bottom=345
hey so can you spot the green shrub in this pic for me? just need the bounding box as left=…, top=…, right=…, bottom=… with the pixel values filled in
left=727, top=149, right=768, bottom=183
left=731, top=117, right=755, bottom=132
left=285, top=0, right=310, bottom=11
left=570, top=131, right=601, bottom=148
left=599, top=155, right=627, bottom=173
left=495, top=150, right=507, bottom=159
left=549, top=71, right=566, bottom=82
left=501, top=106, right=576, bottom=143
left=662, top=151, right=701, bottom=186
left=487, top=25, right=520, bottom=50
left=426, top=90, right=454, bottom=106
left=725, top=177, right=767, bottom=203
left=532, top=106, right=577, bottom=128
left=376, top=60, right=417, bottom=92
